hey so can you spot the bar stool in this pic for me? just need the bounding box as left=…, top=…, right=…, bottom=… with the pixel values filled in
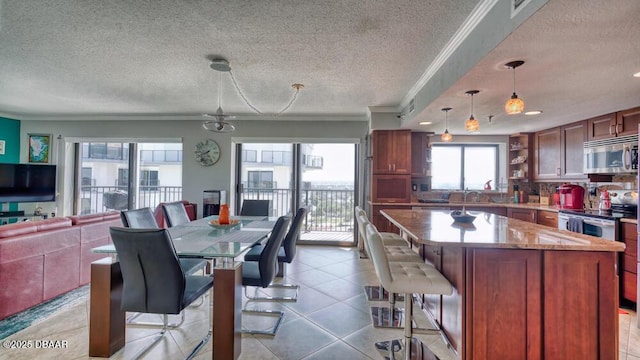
left=366, top=223, right=453, bottom=360
left=357, top=214, right=428, bottom=329
left=355, top=208, right=415, bottom=304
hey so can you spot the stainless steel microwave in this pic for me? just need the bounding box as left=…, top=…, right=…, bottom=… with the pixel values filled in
left=583, top=134, right=638, bottom=174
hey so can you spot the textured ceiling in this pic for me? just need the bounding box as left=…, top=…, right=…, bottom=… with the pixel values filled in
left=0, top=0, right=639, bottom=136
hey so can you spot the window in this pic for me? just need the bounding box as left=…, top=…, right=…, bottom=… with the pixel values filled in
left=261, top=150, right=292, bottom=165
left=117, top=168, right=129, bottom=187
left=247, top=171, right=273, bottom=189
left=431, top=144, right=498, bottom=190
left=81, top=167, right=93, bottom=187
left=140, top=170, right=159, bottom=190
left=242, top=150, right=257, bottom=162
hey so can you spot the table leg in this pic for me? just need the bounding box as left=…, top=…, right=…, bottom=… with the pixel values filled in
left=89, top=257, right=125, bottom=357
left=213, top=262, right=242, bottom=360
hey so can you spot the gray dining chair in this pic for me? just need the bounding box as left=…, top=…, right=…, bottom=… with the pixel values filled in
left=240, top=199, right=270, bottom=216
left=241, top=215, right=290, bottom=335
left=243, top=207, right=308, bottom=301
left=161, top=201, right=192, bottom=227
left=110, top=227, right=213, bottom=360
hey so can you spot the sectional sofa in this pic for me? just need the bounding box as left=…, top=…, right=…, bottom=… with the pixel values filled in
left=0, top=211, right=122, bottom=319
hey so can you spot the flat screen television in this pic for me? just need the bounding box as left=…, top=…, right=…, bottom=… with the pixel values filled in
left=0, top=164, right=57, bottom=203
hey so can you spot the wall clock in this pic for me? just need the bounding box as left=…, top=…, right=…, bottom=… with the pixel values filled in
left=194, top=139, right=221, bottom=166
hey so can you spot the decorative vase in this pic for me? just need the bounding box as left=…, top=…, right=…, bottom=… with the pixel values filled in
left=219, top=204, right=230, bottom=225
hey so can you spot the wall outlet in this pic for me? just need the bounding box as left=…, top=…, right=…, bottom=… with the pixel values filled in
left=0, top=140, right=5, bottom=155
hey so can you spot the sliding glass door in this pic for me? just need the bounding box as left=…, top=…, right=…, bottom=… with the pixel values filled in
left=76, top=142, right=183, bottom=214
left=237, top=143, right=358, bottom=245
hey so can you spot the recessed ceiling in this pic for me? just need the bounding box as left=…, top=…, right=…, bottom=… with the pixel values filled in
left=0, top=0, right=638, bottom=136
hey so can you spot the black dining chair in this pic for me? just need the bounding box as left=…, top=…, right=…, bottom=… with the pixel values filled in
left=110, top=227, right=213, bottom=360
left=240, top=199, right=270, bottom=216
left=121, top=207, right=207, bottom=276
left=161, top=201, right=192, bottom=227
left=243, top=207, right=308, bottom=301
left=241, top=215, right=290, bottom=335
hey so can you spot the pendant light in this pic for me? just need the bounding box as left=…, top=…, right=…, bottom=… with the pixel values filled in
left=464, top=90, right=479, bottom=132
left=203, top=61, right=236, bottom=133
left=441, top=107, right=453, bottom=142
left=504, top=60, right=525, bottom=114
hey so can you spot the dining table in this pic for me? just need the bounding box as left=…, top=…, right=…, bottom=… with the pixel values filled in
left=88, top=215, right=276, bottom=360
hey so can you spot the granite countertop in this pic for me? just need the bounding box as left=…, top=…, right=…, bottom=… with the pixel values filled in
left=380, top=209, right=625, bottom=252
left=620, top=217, right=638, bottom=224
left=370, top=200, right=561, bottom=212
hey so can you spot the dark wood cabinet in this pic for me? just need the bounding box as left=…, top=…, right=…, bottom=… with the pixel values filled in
left=466, top=249, right=542, bottom=359
left=587, top=113, right=618, bottom=140
left=411, top=132, right=431, bottom=177
left=372, top=130, right=411, bottom=174
left=534, top=127, right=561, bottom=179
left=621, top=222, right=637, bottom=304
left=616, top=106, right=640, bottom=138
left=537, top=210, right=558, bottom=228
left=560, top=121, right=587, bottom=179
left=371, top=175, right=411, bottom=203
left=587, top=110, right=639, bottom=140
left=370, top=205, right=409, bottom=233
left=507, top=208, right=537, bottom=223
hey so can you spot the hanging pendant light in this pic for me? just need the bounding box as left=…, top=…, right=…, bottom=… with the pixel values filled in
left=203, top=61, right=236, bottom=133
left=504, top=60, right=525, bottom=114
left=465, top=90, right=480, bottom=132
left=441, top=107, right=453, bottom=142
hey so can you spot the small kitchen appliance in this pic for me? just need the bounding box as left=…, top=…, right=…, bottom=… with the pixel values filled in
left=558, top=184, right=585, bottom=209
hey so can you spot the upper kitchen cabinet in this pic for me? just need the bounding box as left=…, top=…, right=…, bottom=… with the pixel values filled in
left=534, top=127, right=561, bottom=180
left=508, top=133, right=533, bottom=181
left=372, top=130, right=411, bottom=174
left=411, top=132, right=431, bottom=178
left=560, top=120, right=587, bottom=179
left=616, top=106, right=640, bottom=137
left=587, top=109, right=640, bottom=140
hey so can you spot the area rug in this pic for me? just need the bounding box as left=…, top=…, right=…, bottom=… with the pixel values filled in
left=0, top=285, right=89, bottom=340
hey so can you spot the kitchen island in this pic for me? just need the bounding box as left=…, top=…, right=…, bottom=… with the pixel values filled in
left=380, top=209, right=625, bottom=360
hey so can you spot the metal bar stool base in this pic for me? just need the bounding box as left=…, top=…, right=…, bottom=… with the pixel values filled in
left=375, top=337, right=440, bottom=360
left=364, top=286, right=404, bottom=302
left=370, top=306, right=415, bottom=329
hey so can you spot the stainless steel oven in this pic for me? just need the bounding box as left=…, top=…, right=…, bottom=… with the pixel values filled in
left=557, top=212, right=617, bottom=241
left=583, top=135, right=638, bottom=174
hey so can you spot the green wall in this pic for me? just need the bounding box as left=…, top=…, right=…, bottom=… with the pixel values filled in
left=0, top=117, right=21, bottom=214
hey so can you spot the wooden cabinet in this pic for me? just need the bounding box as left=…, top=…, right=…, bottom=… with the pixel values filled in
left=371, top=175, right=411, bottom=203
left=411, top=132, right=431, bottom=177
left=534, top=127, right=561, bottom=179
left=587, top=113, right=618, bottom=140
left=537, top=210, right=558, bottom=228
left=621, top=222, right=637, bottom=304
left=466, top=249, right=542, bottom=359
left=508, top=133, right=533, bottom=181
left=534, top=121, right=587, bottom=180
left=587, top=109, right=639, bottom=140
left=560, top=121, right=587, bottom=179
left=507, top=208, right=537, bottom=223
left=372, top=130, right=411, bottom=174
left=616, top=106, right=640, bottom=138
left=370, top=205, right=409, bottom=233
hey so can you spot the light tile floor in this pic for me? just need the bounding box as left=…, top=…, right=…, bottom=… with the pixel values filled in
left=0, top=245, right=638, bottom=360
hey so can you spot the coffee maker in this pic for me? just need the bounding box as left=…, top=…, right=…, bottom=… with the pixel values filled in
left=558, top=184, right=585, bottom=209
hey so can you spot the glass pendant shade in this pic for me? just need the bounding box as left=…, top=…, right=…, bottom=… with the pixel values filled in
left=464, top=90, right=480, bottom=132
left=504, top=61, right=525, bottom=115
left=505, top=93, right=525, bottom=114
left=441, top=129, right=452, bottom=142
left=465, top=116, right=479, bottom=132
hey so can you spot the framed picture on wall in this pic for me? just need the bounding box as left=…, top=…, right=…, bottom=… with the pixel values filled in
left=28, top=134, right=51, bottom=163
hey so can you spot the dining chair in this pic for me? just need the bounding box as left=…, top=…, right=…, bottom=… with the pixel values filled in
left=161, top=201, right=192, bottom=227
left=240, top=199, right=270, bottom=216
left=110, top=227, right=213, bottom=360
left=241, top=215, right=290, bottom=335
left=243, top=207, right=308, bottom=301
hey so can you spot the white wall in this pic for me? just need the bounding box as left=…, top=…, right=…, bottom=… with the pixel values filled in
left=19, top=119, right=369, bottom=217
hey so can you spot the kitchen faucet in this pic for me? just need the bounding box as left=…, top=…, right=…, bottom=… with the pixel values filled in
left=463, top=189, right=480, bottom=203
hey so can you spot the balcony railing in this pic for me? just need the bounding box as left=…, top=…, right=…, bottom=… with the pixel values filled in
left=80, top=185, right=183, bottom=214
left=242, top=187, right=355, bottom=233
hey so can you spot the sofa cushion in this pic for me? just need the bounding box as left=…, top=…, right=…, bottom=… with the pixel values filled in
left=35, top=217, right=72, bottom=232
left=0, top=222, right=38, bottom=238
left=69, top=213, right=104, bottom=225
